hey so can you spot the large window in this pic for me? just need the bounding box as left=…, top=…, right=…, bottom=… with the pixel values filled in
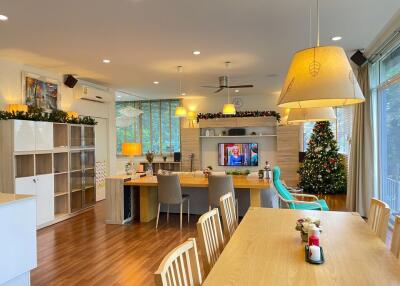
left=371, top=44, right=400, bottom=220
left=116, top=99, right=181, bottom=154
left=302, top=106, right=352, bottom=154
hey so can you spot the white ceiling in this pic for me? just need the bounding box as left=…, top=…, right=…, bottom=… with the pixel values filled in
left=0, top=0, right=399, bottom=100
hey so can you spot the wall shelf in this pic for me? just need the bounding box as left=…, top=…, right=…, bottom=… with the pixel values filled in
left=199, top=135, right=277, bottom=138
left=54, top=152, right=68, bottom=173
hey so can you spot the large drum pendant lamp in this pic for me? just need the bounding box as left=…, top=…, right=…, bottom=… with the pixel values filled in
left=278, top=46, right=364, bottom=108
left=287, top=107, right=336, bottom=123
left=278, top=0, right=365, bottom=109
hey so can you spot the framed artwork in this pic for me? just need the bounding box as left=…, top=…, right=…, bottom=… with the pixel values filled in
left=22, top=72, right=59, bottom=111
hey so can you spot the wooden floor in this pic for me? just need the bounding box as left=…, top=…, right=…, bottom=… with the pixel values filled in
left=31, top=194, right=347, bottom=286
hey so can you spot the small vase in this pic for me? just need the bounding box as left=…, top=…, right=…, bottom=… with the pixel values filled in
left=147, top=164, right=153, bottom=176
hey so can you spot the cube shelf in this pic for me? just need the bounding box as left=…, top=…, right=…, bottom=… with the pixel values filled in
left=55, top=173, right=68, bottom=195
left=84, top=126, right=95, bottom=147
left=70, top=125, right=82, bottom=148
left=71, top=190, right=83, bottom=213
left=53, top=123, right=68, bottom=148
left=35, top=153, right=53, bottom=175
left=15, top=154, right=34, bottom=178
left=55, top=194, right=69, bottom=216
left=54, top=152, right=68, bottom=173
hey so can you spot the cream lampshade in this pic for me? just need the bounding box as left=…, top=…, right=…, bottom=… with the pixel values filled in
left=175, top=106, right=187, bottom=117
left=121, top=142, right=142, bottom=175
left=6, top=104, right=28, bottom=113
left=278, top=46, right=365, bottom=108
left=222, top=103, right=236, bottom=115
left=287, top=107, right=336, bottom=123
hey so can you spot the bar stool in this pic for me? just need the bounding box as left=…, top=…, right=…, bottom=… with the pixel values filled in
left=156, top=174, right=190, bottom=230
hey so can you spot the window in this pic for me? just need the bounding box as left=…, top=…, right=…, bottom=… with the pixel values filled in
left=371, top=43, right=400, bottom=222
left=302, top=107, right=351, bottom=154
left=116, top=99, right=181, bottom=154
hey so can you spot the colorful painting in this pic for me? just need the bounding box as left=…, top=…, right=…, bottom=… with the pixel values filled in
left=24, top=75, right=58, bottom=110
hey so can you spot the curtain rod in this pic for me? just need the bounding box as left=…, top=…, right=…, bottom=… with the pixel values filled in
left=368, top=29, right=400, bottom=63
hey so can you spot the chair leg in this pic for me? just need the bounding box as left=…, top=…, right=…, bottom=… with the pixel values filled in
left=156, top=203, right=161, bottom=229
left=187, top=199, right=190, bottom=223
left=236, top=199, right=239, bottom=221
left=180, top=203, right=183, bottom=230
left=167, top=204, right=169, bottom=222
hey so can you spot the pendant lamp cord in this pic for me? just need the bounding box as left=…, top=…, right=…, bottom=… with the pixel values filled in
left=309, top=6, right=312, bottom=47
left=316, top=0, right=320, bottom=47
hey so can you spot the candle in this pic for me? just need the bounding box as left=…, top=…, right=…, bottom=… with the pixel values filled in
left=309, top=245, right=321, bottom=261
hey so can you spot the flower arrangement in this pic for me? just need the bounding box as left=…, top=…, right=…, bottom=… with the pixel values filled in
left=145, top=151, right=154, bottom=163
left=225, top=169, right=250, bottom=176
left=295, top=216, right=322, bottom=242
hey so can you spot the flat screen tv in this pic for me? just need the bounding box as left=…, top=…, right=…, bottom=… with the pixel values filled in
left=218, top=143, right=258, bottom=166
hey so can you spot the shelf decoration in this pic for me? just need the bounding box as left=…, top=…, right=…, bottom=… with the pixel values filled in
left=0, top=106, right=97, bottom=125
left=196, top=110, right=280, bottom=123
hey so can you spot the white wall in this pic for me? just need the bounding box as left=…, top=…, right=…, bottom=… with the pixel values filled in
left=0, top=58, right=117, bottom=175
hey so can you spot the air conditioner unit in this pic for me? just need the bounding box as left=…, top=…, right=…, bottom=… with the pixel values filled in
left=74, top=85, right=112, bottom=103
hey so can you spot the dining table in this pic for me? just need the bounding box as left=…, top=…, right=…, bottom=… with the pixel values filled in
left=202, top=207, right=400, bottom=286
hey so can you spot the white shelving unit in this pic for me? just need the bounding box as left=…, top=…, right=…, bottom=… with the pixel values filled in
left=0, top=119, right=96, bottom=229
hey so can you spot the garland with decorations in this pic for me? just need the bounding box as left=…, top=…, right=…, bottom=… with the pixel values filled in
left=0, top=107, right=97, bottom=125
left=196, top=110, right=280, bottom=123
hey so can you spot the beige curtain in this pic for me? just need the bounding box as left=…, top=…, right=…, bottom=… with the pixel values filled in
left=346, top=65, right=374, bottom=217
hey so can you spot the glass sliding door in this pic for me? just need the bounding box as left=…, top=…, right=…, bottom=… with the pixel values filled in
left=378, top=81, right=400, bottom=219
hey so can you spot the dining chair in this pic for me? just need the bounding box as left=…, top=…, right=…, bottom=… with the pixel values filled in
left=156, top=174, right=190, bottom=230
left=208, top=175, right=238, bottom=219
left=272, top=166, right=329, bottom=211
left=219, top=192, right=238, bottom=240
left=196, top=208, right=225, bottom=276
left=368, top=198, right=390, bottom=242
left=154, top=238, right=202, bottom=286
left=391, top=215, right=400, bottom=258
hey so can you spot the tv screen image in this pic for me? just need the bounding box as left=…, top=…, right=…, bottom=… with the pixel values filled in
left=218, top=143, right=258, bottom=166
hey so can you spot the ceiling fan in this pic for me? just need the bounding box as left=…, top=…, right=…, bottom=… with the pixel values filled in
left=201, top=62, right=254, bottom=93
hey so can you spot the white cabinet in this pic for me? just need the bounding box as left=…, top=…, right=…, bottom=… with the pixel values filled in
left=35, top=121, right=53, bottom=151
left=15, top=175, right=54, bottom=226
left=13, top=120, right=53, bottom=152
left=13, top=120, right=35, bottom=152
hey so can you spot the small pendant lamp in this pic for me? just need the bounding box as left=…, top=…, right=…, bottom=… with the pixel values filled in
left=278, top=0, right=365, bottom=109
left=222, top=62, right=236, bottom=115
left=175, top=66, right=187, bottom=117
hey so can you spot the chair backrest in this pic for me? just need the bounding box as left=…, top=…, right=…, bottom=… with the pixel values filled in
left=391, top=215, right=400, bottom=258
left=157, top=174, right=183, bottom=204
left=154, top=238, right=202, bottom=286
left=219, top=192, right=238, bottom=240
left=272, top=166, right=295, bottom=208
left=208, top=175, right=235, bottom=208
left=368, top=198, right=390, bottom=242
left=196, top=208, right=225, bottom=276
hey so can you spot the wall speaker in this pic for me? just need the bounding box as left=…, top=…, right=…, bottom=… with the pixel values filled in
left=350, top=50, right=367, bottom=67
left=174, top=152, right=181, bottom=162
left=64, top=74, right=78, bottom=88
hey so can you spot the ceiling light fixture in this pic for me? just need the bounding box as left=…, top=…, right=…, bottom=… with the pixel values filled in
left=222, top=62, right=236, bottom=115
left=175, top=66, right=187, bottom=117
left=193, top=50, right=201, bottom=56
left=278, top=0, right=364, bottom=108
left=331, top=36, right=342, bottom=41
left=235, top=89, right=240, bottom=93
left=102, top=59, right=111, bottom=64
left=153, top=81, right=159, bottom=85
left=181, top=92, right=186, bottom=96
left=0, top=15, right=8, bottom=21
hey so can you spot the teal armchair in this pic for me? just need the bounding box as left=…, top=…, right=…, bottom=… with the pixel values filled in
left=272, top=166, right=329, bottom=211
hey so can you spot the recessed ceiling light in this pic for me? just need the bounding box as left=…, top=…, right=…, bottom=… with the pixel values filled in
left=193, top=50, right=201, bottom=56
left=331, top=36, right=342, bottom=41
left=235, top=89, right=239, bottom=93
left=181, top=92, right=186, bottom=96
left=102, top=59, right=111, bottom=64
left=153, top=81, right=159, bottom=85
left=0, top=15, right=8, bottom=21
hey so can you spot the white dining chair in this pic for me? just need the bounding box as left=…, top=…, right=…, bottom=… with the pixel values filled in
left=154, top=238, right=202, bottom=286
left=368, top=198, right=390, bottom=242
left=196, top=208, right=225, bottom=276
left=219, top=192, right=238, bottom=241
left=391, top=215, right=400, bottom=258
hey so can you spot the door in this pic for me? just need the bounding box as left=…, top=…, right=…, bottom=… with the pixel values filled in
left=35, top=122, right=53, bottom=151
left=15, top=176, right=36, bottom=195
left=36, top=174, right=54, bottom=225
left=14, top=120, right=35, bottom=152
left=95, top=118, right=108, bottom=201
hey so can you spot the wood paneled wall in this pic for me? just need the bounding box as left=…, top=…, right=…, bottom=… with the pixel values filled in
left=181, top=128, right=201, bottom=171
left=276, top=125, right=301, bottom=186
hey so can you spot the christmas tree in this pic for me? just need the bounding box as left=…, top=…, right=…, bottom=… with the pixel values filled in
left=298, top=121, right=346, bottom=194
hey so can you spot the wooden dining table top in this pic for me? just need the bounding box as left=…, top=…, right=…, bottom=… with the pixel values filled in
left=202, top=207, right=400, bottom=286
left=122, top=175, right=270, bottom=189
